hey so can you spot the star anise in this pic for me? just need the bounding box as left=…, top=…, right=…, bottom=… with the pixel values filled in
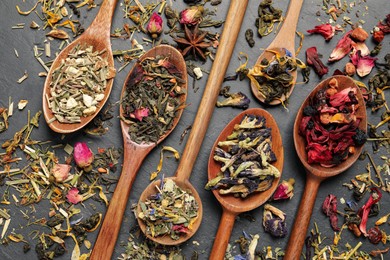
left=174, top=25, right=211, bottom=60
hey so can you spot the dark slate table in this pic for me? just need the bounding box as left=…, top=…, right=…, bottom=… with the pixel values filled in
left=0, top=0, right=389, bottom=259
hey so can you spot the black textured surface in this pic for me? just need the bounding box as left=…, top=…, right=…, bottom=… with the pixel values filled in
left=0, top=0, right=389, bottom=259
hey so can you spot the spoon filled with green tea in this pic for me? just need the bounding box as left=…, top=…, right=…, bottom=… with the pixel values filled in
left=136, top=0, right=250, bottom=246
left=90, top=44, right=188, bottom=260
left=284, top=75, right=367, bottom=259
left=207, top=108, right=283, bottom=260
left=42, top=0, right=117, bottom=134
left=249, top=0, right=305, bottom=105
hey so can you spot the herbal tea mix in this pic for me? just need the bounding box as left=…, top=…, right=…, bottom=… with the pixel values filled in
left=1, top=0, right=390, bottom=259
left=121, top=55, right=186, bottom=144
left=46, top=44, right=116, bottom=124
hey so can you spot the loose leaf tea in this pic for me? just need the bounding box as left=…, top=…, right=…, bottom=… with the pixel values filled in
left=247, top=49, right=306, bottom=104
left=256, top=0, right=283, bottom=37
left=205, top=114, right=281, bottom=198
left=299, top=78, right=367, bottom=166
left=121, top=54, right=186, bottom=144
left=46, top=44, right=116, bottom=124
left=138, top=178, right=199, bottom=240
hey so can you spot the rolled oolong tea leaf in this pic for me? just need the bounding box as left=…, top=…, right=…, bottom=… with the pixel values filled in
left=47, top=44, right=116, bottom=124
left=205, top=114, right=281, bottom=198
left=121, top=55, right=186, bottom=144
left=247, top=49, right=306, bottom=104
left=138, top=178, right=199, bottom=240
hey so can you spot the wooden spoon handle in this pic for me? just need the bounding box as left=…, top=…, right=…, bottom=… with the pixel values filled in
left=86, top=0, right=118, bottom=38
left=210, top=210, right=237, bottom=260
left=270, top=0, right=304, bottom=51
left=284, top=173, right=323, bottom=259
left=175, top=0, right=249, bottom=182
left=90, top=142, right=152, bottom=260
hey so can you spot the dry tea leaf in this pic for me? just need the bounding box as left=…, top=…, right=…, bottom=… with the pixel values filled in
left=46, top=29, right=69, bottom=39
left=18, top=100, right=28, bottom=110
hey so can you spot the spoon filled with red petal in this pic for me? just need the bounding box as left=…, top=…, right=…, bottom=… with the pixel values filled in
left=284, top=75, right=367, bottom=259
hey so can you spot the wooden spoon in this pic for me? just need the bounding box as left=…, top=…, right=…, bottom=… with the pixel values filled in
left=89, top=44, right=187, bottom=260
left=250, top=0, right=304, bottom=105
left=137, top=0, right=250, bottom=246
left=208, top=108, right=283, bottom=260
left=42, top=0, right=118, bottom=134
left=284, top=75, right=367, bottom=259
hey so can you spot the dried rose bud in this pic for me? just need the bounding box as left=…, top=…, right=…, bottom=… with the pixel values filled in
left=180, top=6, right=204, bottom=26
left=272, top=178, right=295, bottom=200
left=307, top=23, right=341, bottom=41
left=51, top=163, right=70, bottom=183
left=130, top=107, right=149, bottom=121
left=350, top=50, right=377, bottom=77
left=66, top=187, right=83, bottom=204
left=373, top=28, right=385, bottom=43
left=74, top=142, right=94, bottom=172
left=147, top=12, right=163, bottom=39
left=306, top=46, right=328, bottom=77
left=350, top=27, right=369, bottom=42
left=329, top=32, right=353, bottom=62
left=345, top=62, right=356, bottom=76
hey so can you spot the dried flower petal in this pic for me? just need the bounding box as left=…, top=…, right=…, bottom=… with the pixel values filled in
left=307, top=23, right=340, bottom=41
left=329, top=32, right=353, bottom=62
left=358, top=188, right=382, bottom=236
left=66, top=187, right=83, bottom=204
left=147, top=12, right=163, bottom=39
left=73, top=142, right=94, bottom=171
left=180, top=6, right=204, bottom=25
left=322, top=194, right=340, bottom=231
left=373, top=28, right=385, bottom=43
left=263, top=204, right=287, bottom=237
left=306, top=47, right=329, bottom=77
left=51, top=163, right=70, bottom=183
left=350, top=50, right=377, bottom=77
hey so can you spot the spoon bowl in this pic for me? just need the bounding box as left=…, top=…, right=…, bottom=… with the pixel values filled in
left=42, top=0, right=118, bottom=134
left=284, top=75, right=367, bottom=259
left=250, top=0, right=304, bottom=105
left=90, top=44, right=187, bottom=260
left=137, top=176, right=203, bottom=245
left=208, top=108, right=283, bottom=259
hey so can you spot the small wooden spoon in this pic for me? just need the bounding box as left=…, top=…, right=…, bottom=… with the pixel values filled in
left=284, top=75, right=367, bottom=259
left=208, top=108, right=283, bottom=260
left=42, top=0, right=118, bottom=134
left=250, top=0, right=304, bottom=105
left=137, top=0, right=250, bottom=246
left=89, top=45, right=187, bottom=260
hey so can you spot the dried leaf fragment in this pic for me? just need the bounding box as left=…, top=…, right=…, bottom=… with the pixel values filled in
left=46, top=29, right=69, bottom=39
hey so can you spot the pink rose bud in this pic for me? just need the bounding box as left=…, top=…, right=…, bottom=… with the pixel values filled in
left=130, top=107, right=149, bottom=121
left=328, top=31, right=354, bottom=62
left=272, top=178, right=295, bottom=201
left=179, top=6, right=204, bottom=26
left=307, top=23, right=341, bottom=41
left=66, top=187, right=83, bottom=204
left=51, top=163, right=71, bottom=183
left=74, top=142, right=94, bottom=171
left=147, top=12, right=163, bottom=39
